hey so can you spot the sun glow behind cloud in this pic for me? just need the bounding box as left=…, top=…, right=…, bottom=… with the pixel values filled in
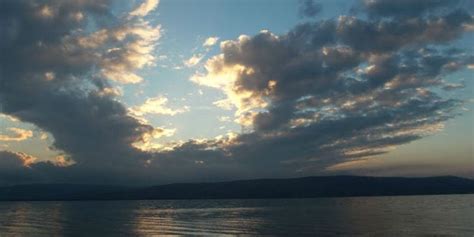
left=0, top=128, right=33, bottom=142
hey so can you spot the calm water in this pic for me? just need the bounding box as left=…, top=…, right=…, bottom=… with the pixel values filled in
left=0, top=194, right=472, bottom=236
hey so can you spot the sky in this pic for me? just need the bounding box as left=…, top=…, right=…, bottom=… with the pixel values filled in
left=0, top=0, right=473, bottom=185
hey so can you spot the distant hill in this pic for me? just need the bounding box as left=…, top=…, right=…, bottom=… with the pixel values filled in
left=1, top=176, right=473, bottom=201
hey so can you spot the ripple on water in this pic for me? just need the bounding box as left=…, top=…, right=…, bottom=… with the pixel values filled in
left=0, top=194, right=472, bottom=236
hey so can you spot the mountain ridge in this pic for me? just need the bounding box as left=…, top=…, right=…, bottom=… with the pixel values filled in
left=1, top=175, right=473, bottom=201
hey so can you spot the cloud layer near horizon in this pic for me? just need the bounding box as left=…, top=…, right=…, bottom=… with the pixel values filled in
left=0, top=0, right=473, bottom=185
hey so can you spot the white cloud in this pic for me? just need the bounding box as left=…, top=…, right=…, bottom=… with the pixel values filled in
left=129, top=96, right=189, bottom=117
left=129, top=0, right=160, bottom=17
left=203, top=37, right=219, bottom=47
left=96, top=87, right=123, bottom=97
left=0, top=114, right=19, bottom=122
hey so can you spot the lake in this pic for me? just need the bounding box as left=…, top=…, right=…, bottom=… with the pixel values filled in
left=0, top=194, right=472, bottom=236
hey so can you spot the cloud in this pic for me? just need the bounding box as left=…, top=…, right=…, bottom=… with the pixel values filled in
left=96, top=22, right=161, bottom=84
left=0, top=150, right=36, bottom=167
left=129, top=96, right=189, bottom=116
left=203, top=37, right=219, bottom=47
left=218, top=116, right=232, bottom=122
left=0, top=0, right=472, bottom=185
left=53, top=155, right=75, bottom=167
left=299, top=0, right=322, bottom=18
left=362, top=0, right=461, bottom=18
left=0, top=128, right=33, bottom=142
left=187, top=0, right=473, bottom=177
left=443, top=83, right=465, bottom=91
left=337, top=10, right=472, bottom=52
left=0, top=114, right=19, bottom=122
left=132, top=127, right=176, bottom=151
left=0, top=0, right=159, bottom=178
left=54, top=2, right=162, bottom=84
left=0, top=151, right=37, bottom=185
left=129, top=0, right=160, bottom=17
left=39, top=132, right=49, bottom=140
left=184, top=54, right=204, bottom=67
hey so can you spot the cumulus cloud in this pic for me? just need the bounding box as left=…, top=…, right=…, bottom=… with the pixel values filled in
left=0, top=128, right=33, bottom=142
left=187, top=0, right=473, bottom=178
left=0, top=0, right=472, bottom=185
left=0, top=0, right=161, bottom=183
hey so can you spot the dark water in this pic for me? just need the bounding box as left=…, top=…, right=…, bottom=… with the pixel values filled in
left=0, top=194, right=472, bottom=236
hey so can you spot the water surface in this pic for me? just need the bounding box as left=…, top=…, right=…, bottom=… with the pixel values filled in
left=0, top=194, right=473, bottom=236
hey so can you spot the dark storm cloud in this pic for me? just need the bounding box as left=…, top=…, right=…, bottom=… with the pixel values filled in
left=0, top=0, right=473, bottom=185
